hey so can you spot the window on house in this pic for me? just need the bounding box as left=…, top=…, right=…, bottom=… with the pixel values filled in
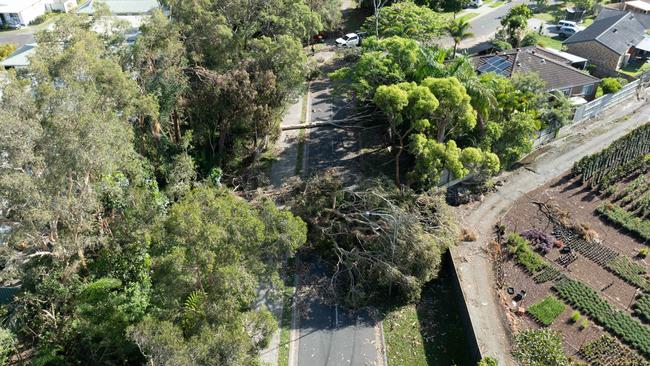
left=560, top=88, right=571, bottom=96
left=581, top=84, right=594, bottom=96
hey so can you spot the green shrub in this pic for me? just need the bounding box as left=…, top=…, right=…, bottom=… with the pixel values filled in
left=570, top=311, right=581, bottom=323
left=639, top=247, right=649, bottom=258
left=527, top=295, right=566, bottom=326
left=633, top=294, right=650, bottom=323
left=477, top=356, right=498, bottom=366
left=600, top=78, right=623, bottom=94
left=520, top=32, right=541, bottom=47
left=507, top=233, right=546, bottom=273
left=513, top=328, right=570, bottom=366
left=553, top=278, right=650, bottom=356
left=605, top=256, right=650, bottom=291
left=597, top=203, right=650, bottom=241
left=580, top=319, right=590, bottom=330
left=0, top=43, right=16, bottom=61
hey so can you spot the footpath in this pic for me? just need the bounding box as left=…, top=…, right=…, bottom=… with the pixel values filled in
left=452, top=92, right=650, bottom=365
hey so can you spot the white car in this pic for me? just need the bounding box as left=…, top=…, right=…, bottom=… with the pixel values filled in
left=558, top=25, right=580, bottom=38
left=336, top=33, right=360, bottom=47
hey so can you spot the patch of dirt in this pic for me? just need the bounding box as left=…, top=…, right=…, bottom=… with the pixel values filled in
left=498, top=170, right=649, bottom=361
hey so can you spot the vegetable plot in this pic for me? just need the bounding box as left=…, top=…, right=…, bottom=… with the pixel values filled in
left=573, top=123, right=650, bottom=189
left=527, top=295, right=566, bottom=326
left=553, top=278, right=650, bottom=356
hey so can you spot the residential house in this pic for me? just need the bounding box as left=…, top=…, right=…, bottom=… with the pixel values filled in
left=598, top=6, right=650, bottom=29
left=0, top=0, right=75, bottom=27
left=0, top=43, right=36, bottom=70
left=76, top=0, right=161, bottom=28
left=471, top=46, right=601, bottom=100
left=563, top=12, right=646, bottom=77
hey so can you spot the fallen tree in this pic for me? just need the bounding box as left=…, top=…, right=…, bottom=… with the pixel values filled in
left=292, top=172, right=458, bottom=307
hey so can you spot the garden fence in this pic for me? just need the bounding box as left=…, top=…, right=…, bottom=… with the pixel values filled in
left=571, top=79, right=641, bottom=124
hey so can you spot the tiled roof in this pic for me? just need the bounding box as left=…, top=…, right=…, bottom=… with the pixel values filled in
left=563, top=12, right=645, bottom=55
left=597, top=6, right=650, bottom=29
left=472, top=46, right=601, bottom=91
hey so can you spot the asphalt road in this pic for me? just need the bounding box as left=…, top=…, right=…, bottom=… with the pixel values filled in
left=458, top=0, right=530, bottom=53
left=296, top=260, right=380, bottom=366
left=306, top=73, right=358, bottom=176
left=0, top=32, right=35, bottom=47
left=293, top=53, right=382, bottom=366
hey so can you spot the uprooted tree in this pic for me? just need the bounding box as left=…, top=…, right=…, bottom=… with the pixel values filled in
left=292, top=172, right=458, bottom=307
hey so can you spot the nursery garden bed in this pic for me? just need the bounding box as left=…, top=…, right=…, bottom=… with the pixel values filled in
left=499, top=124, right=650, bottom=364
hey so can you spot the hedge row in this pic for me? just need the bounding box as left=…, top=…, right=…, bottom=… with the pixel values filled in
left=597, top=203, right=650, bottom=242
left=634, top=294, right=650, bottom=323
left=553, top=278, right=650, bottom=356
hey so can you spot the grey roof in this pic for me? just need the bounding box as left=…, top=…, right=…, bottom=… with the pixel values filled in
left=472, top=46, right=601, bottom=91
left=597, top=6, right=650, bottom=29
left=77, top=0, right=160, bottom=15
left=0, top=43, right=36, bottom=68
left=563, top=12, right=646, bottom=55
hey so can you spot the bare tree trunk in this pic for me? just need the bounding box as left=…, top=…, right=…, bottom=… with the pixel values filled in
left=395, top=138, right=404, bottom=186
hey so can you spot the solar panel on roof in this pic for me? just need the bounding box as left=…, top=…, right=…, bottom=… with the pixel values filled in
left=477, top=56, right=512, bottom=76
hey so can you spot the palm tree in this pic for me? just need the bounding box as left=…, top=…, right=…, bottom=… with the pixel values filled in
left=447, top=18, right=473, bottom=58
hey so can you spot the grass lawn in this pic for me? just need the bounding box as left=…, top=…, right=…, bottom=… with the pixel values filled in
left=619, top=60, right=650, bottom=78
left=527, top=295, right=566, bottom=326
left=534, top=12, right=556, bottom=22
left=538, top=35, right=563, bottom=50
left=459, top=12, right=479, bottom=22
left=383, top=259, right=473, bottom=366
left=490, top=1, right=505, bottom=7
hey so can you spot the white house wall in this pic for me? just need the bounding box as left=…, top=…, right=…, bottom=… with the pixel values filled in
left=17, top=0, right=47, bottom=25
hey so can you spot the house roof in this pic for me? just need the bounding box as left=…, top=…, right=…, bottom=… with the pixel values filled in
left=0, top=0, right=44, bottom=14
left=539, top=47, right=588, bottom=64
left=563, top=12, right=646, bottom=55
left=471, top=46, right=601, bottom=91
left=625, top=0, right=650, bottom=12
left=598, top=6, right=650, bottom=29
left=77, top=0, right=160, bottom=15
left=0, top=43, right=36, bottom=68
left=637, top=36, right=650, bottom=52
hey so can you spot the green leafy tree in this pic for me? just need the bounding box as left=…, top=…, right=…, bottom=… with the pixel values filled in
left=362, top=1, right=446, bottom=41
left=421, top=77, right=477, bottom=142
left=128, top=187, right=306, bottom=364
left=374, top=82, right=439, bottom=185
left=573, top=0, right=597, bottom=15
left=447, top=18, right=474, bottom=57
left=513, top=329, right=570, bottom=366
left=489, top=112, right=538, bottom=167
left=331, top=36, right=421, bottom=101
left=500, top=4, right=533, bottom=47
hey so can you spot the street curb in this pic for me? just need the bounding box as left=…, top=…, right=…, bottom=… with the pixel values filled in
left=287, top=256, right=300, bottom=366
left=379, top=321, right=388, bottom=366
